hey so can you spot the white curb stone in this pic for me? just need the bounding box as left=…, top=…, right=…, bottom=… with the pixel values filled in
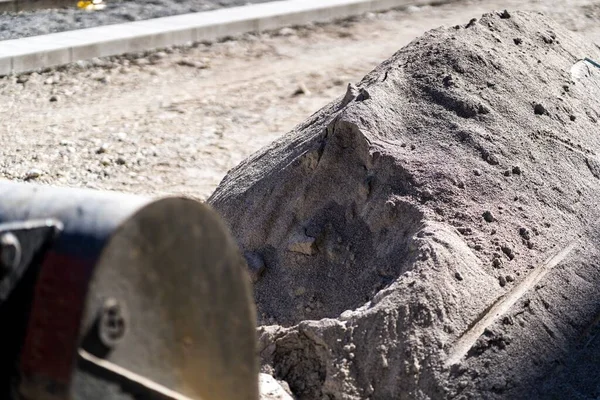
left=0, top=0, right=454, bottom=75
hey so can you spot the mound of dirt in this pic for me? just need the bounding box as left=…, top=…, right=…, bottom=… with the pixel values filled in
left=210, top=10, right=600, bottom=399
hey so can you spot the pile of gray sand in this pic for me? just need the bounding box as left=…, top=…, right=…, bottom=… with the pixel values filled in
left=210, top=10, right=600, bottom=399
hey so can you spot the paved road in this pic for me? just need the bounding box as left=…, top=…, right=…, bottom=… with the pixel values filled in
left=0, top=0, right=273, bottom=41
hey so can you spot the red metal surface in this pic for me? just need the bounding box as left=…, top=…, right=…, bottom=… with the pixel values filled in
left=19, top=250, right=94, bottom=389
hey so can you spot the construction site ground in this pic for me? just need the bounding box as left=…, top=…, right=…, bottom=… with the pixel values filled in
left=0, top=0, right=271, bottom=40
left=1, top=0, right=599, bottom=200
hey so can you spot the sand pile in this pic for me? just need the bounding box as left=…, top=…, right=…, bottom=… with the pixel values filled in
left=210, top=11, right=600, bottom=399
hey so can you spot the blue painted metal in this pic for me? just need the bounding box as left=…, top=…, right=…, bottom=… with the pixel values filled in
left=0, top=180, right=150, bottom=258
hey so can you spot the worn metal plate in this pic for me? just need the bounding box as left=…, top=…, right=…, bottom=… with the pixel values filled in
left=73, top=198, right=258, bottom=400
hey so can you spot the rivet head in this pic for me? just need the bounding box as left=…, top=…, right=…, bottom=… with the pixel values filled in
left=98, top=298, right=127, bottom=348
left=0, top=233, right=21, bottom=274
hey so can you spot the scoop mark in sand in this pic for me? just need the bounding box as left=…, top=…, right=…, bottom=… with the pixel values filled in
left=445, top=240, right=578, bottom=367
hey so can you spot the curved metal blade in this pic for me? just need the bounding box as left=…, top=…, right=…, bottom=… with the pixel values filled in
left=74, top=198, right=257, bottom=400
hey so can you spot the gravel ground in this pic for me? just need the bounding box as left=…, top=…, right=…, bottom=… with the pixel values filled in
left=0, top=0, right=272, bottom=40
left=1, top=0, right=600, bottom=201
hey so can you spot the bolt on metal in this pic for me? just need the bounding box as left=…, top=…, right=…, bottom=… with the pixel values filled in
left=0, top=232, right=21, bottom=274
left=98, top=297, right=128, bottom=348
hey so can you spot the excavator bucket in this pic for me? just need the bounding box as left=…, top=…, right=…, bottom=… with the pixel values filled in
left=0, top=181, right=258, bottom=400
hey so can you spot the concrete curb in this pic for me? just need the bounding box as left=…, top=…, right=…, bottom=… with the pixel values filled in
left=0, top=0, right=454, bottom=76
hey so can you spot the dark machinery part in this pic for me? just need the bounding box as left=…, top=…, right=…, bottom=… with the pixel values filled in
left=0, top=181, right=258, bottom=400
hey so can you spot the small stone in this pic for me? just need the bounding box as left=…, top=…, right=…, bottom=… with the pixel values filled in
left=504, top=170, right=511, bottom=177
left=44, top=77, right=54, bottom=85
left=512, top=165, right=522, bottom=175
left=500, top=10, right=511, bottom=19
left=116, top=156, right=127, bottom=165
left=513, top=38, right=523, bottom=45
left=473, top=169, right=482, bottom=176
left=293, top=82, right=311, bottom=96
left=97, top=75, right=111, bottom=84
left=100, top=157, right=111, bottom=166
left=420, top=188, right=433, bottom=201
left=493, top=258, right=503, bottom=268
left=457, top=227, right=472, bottom=235
left=91, top=57, right=108, bottom=67
left=519, top=227, right=531, bottom=240
left=49, top=95, right=59, bottom=102
left=542, top=299, right=551, bottom=309
left=96, top=143, right=109, bottom=154
left=16, top=75, right=28, bottom=84
left=454, top=62, right=466, bottom=74
left=533, top=103, right=547, bottom=115
left=570, top=115, right=576, bottom=122
left=340, top=310, right=354, bottom=320
left=499, top=276, right=507, bottom=287
left=177, top=59, right=209, bottom=69
left=134, top=58, right=150, bottom=66
left=24, top=169, right=42, bottom=181
left=455, top=271, right=464, bottom=281
left=474, top=244, right=483, bottom=251
left=278, top=27, right=296, bottom=36
left=149, top=52, right=167, bottom=63
left=483, top=210, right=495, bottom=223
left=259, top=374, right=294, bottom=400
left=75, top=60, right=91, bottom=69
left=487, top=154, right=500, bottom=165
left=501, top=245, right=515, bottom=260
left=410, top=144, right=416, bottom=150
left=288, top=232, right=317, bottom=255
left=244, top=251, right=266, bottom=283
left=506, top=275, right=515, bottom=282
left=542, top=34, right=554, bottom=44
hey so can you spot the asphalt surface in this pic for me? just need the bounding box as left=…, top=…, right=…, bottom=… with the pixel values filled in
left=0, top=0, right=273, bottom=41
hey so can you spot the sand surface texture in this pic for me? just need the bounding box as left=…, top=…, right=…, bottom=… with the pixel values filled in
left=211, top=11, right=600, bottom=399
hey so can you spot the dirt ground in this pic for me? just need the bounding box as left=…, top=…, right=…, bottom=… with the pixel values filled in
left=1, top=0, right=600, bottom=200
